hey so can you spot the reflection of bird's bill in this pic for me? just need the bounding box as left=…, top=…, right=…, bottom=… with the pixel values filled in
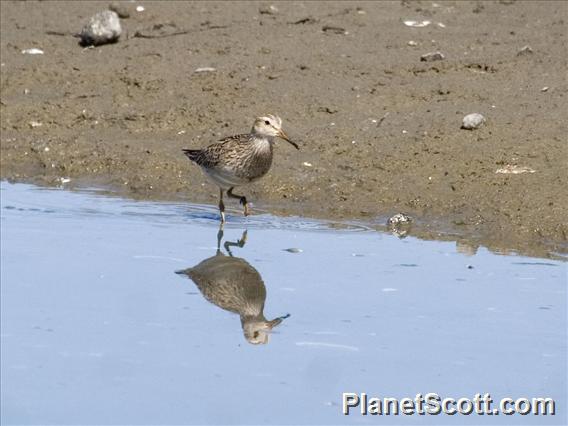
left=268, top=313, right=291, bottom=328
left=278, top=130, right=299, bottom=150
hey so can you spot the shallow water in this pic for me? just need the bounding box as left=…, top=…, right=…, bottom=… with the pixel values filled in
left=1, top=182, right=566, bottom=425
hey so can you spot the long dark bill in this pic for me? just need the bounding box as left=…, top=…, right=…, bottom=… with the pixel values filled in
left=278, top=130, right=300, bottom=150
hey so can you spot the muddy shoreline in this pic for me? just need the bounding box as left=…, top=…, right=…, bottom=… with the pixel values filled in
left=1, top=1, right=567, bottom=259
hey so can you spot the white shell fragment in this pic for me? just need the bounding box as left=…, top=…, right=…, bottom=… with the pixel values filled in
left=79, top=10, right=122, bottom=46
left=517, top=45, right=533, bottom=56
left=495, top=165, right=536, bottom=174
left=461, top=113, right=486, bottom=130
left=403, top=20, right=431, bottom=27
left=21, top=48, right=44, bottom=55
left=420, top=51, right=445, bottom=62
left=194, top=67, right=216, bottom=73
left=136, top=5, right=145, bottom=12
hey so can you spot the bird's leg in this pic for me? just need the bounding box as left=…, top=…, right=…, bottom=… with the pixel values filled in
left=224, top=230, right=248, bottom=256
left=216, top=223, right=224, bottom=254
left=218, top=188, right=226, bottom=224
left=227, top=187, right=249, bottom=216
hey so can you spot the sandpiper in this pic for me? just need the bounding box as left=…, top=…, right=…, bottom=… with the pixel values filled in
left=175, top=229, right=289, bottom=345
left=183, top=115, right=299, bottom=222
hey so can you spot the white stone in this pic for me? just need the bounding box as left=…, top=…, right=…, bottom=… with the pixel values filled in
left=80, top=10, right=122, bottom=46
left=461, top=113, right=486, bottom=130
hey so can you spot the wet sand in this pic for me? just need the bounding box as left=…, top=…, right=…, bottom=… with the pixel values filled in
left=1, top=1, right=567, bottom=258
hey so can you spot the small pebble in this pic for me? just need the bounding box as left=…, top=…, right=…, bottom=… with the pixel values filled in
left=387, top=213, right=412, bottom=239
left=79, top=10, right=122, bottom=46
left=420, top=51, right=445, bottom=62
left=403, top=20, right=431, bottom=27
left=517, top=45, right=533, bottom=56
left=259, top=4, right=278, bottom=15
left=322, top=25, right=347, bottom=35
left=28, top=121, right=42, bottom=128
left=461, top=113, right=486, bottom=130
left=495, top=165, right=536, bottom=174
left=194, top=67, right=216, bottom=73
left=541, top=86, right=549, bottom=92
left=407, top=40, right=418, bottom=46
left=136, top=5, right=145, bottom=12
left=21, top=48, right=44, bottom=55
left=388, top=213, right=412, bottom=226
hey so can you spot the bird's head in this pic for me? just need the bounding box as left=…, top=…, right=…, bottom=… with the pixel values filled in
left=242, top=314, right=290, bottom=345
left=252, top=114, right=299, bottom=150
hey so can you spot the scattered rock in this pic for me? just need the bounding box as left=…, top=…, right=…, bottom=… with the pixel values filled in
left=403, top=20, right=431, bottom=27
left=79, top=10, right=122, bottom=46
left=461, top=113, right=486, bottom=130
left=136, top=5, right=145, bottom=12
left=194, top=67, right=216, bottom=73
left=21, top=48, right=44, bottom=55
left=407, top=40, right=418, bottom=46
left=109, top=2, right=131, bottom=19
left=388, top=213, right=412, bottom=226
left=387, top=213, right=413, bottom=239
left=495, top=165, right=536, bottom=174
left=541, top=86, right=549, bottom=92
left=259, top=4, right=278, bottom=15
left=420, top=51, right=445, bottom=62
left=322, top=25, right=347, bottom=35
left=317, top=106, right=338, bottom=114
left=517, top=45, right=533, bottom=56
left=291, top=17, right=317, bottom=25
left=28, top=121, right=42, bottom=128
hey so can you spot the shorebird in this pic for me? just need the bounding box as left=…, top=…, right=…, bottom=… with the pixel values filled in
left=182, top=115, right=299, bottom=222
left=175, top=229, right=289, bottom=345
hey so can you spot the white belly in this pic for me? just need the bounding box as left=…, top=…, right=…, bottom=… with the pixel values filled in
left=202, top=167, right=249, bottom=189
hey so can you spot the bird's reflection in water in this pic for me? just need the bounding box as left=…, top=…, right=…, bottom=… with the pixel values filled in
left=176, top=227, right=289, bottom=345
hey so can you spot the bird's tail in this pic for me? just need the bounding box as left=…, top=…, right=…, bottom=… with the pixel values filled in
left=182, top=149, right=201, bottom=163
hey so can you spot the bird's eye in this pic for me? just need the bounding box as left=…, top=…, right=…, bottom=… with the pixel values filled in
left=264, top=120, right=270, bottom=125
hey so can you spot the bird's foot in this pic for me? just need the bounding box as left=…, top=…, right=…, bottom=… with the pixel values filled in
left=240, top=197, right=250, bottom=216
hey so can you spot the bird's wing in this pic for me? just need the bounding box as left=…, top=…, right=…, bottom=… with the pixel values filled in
left=217, top=133, right=251, bottom=144
left=183, top=134, right=251, bottom=168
